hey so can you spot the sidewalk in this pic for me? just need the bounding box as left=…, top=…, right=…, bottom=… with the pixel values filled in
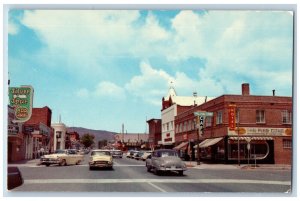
left=184, top=161, right=291, bottom=170
left=8, top=158, right=41, bottom=166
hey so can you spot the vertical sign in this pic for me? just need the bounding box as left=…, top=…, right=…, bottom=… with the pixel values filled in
left=228, top=104, right=236, bottom=131
left=9, top=85, right=34, bottom=123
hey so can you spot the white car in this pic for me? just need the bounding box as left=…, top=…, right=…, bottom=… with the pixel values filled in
left=89, top=149, right=113, bottom=170
left=40, top=149, right=84, bottom=167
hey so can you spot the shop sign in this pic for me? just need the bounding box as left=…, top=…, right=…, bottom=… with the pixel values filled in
left=228, top=105, right=236, bottom=131
left=164, top=138, right=173, bottom=142
left=228, top=127, right=292, bottom=136
left=9, top=85, right=34, bottom=123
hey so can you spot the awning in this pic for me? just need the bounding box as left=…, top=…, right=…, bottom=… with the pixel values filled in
left=228, top=136, right=274, bottom=141
left=173, top=141, right=188, bottom=150
left=194, top=137, right=223, bottom=148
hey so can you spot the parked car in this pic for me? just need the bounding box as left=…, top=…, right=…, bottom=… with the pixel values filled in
left=146, top=149, right=187, bottom=176
left=89, top=149, right=113, bottom=170
left=141, top=151, right=153, bottom=161
left=40, top=149, right=84, bottom=167
left=111, top=150, right=123, bottom=158
left=128, top=150, right=139, bottom=158
left=7, top=166, right=23, bottom=190
left=134, top=151, right=145, bottom=160
left=131, top=151, right=140, bottom=159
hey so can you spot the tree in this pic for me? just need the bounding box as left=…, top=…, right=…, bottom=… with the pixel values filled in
left=80, top=133, right=95, bottom=148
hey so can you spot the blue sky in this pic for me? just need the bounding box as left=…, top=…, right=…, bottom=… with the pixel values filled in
left=7, top=10, right=294, bottom=133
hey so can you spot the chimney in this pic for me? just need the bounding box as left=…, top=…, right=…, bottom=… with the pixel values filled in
left=272, top=89, right=275, bottom=96
left=242, top=83, right=250, bottom=96
left=205, top=96, right=207, bottom=102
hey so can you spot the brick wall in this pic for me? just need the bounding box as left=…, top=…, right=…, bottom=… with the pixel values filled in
left=24, top=106, right=52, bottom=127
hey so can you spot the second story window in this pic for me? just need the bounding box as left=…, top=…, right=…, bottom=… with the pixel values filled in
left=166, top=123, right=169, bottom=131
left=206, top=117, right=212, bottom=127
left=256, top=110, right=265, bottom=123
left=216, top=111, right=223, bottom=124
left=282, top=110, right=292, bottom=124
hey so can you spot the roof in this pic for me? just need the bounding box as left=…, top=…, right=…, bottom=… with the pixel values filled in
left=171, top=96, right=215, bottom=106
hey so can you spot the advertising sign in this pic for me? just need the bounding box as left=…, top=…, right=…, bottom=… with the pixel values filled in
left=228, top=105, right=236, bottom=131
left=9, top=85, right=34, bottom=123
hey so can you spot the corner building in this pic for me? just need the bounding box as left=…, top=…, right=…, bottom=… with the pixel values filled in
left=175, top=83, right=292, bottom=165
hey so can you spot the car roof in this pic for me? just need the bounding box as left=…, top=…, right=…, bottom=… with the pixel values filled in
left=92, top=149, right=111, bottom=152
left=154, top=149, right=176, bottom=152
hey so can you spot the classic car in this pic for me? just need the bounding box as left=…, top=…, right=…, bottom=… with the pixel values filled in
left=110, top=150, right=123, bottom=158
left=134, top=151, right=145, bottom=160
left=89, top=149, right=113, bottom=170
left=146, top=149, right=187, bottom=176
left=40, top=149, right=84, bottom=167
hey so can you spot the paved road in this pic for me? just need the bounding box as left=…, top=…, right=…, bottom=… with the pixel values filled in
left=8, top=154, right=292, bottom=194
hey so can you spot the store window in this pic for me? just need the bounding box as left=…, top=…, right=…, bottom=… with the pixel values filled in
left=256, top=110, right=265, bottom=123
left=282, top=110, right=292, bottom=124
left=283, top=139, right=292, bottom=149
left=216, top=111, right=223, bottom=124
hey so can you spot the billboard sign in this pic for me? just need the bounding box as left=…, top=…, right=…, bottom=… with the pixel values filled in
left=9, top=85, right=34, bottom=123
left=228, top=105, right=236, bottom=131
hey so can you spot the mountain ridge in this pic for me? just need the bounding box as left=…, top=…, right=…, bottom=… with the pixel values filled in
left=67, top=127, right=117, bottom=142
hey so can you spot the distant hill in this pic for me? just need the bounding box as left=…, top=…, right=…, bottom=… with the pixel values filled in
left=67, top=127, right=117, bottom=142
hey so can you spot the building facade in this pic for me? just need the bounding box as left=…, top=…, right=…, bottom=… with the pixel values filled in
left=174, top=83, right=292, bottom=165
left=161, top=86, right=214, bottom=148
left=52, top=123, right=67, bottom=151
left=23, top=106, right=53, bottom=159
left=147, top=118, right=162, bottom=150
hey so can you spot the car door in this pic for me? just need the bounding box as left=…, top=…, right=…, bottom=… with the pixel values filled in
left=152, top=151, right=160, bottom=169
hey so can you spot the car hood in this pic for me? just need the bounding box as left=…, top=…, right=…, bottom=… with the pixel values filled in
left=91, top=155, right=112, bottom=161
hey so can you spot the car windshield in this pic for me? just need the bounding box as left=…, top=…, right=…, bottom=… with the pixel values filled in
left=54, top=150, right=65, bottom=154
left=158, top=151, right=178, bottom=157
left=91, top=151, right=110, bottom=156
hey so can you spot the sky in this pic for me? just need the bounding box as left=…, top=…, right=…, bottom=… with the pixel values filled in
left=6, top=9, right=294, bottom=133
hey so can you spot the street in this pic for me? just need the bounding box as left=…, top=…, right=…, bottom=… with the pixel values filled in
left=7, top=153, right=292, bottom=194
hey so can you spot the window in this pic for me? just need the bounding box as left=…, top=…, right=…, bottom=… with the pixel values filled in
left=282, top=110, right=292, bottom=124
left=176, top=125, right=179, bottom=133
left=162, top=124, right=165, bottom=132
left=256, top=110, right=265, bottom=123
left=216, top=111, right=223, bottom=124
left=167, top=123, right=169, bottom=131
left=236, top=109, right=240, bottom=123
left=170, top=121, right=174, bottom=130
left=179, top=123, right=183, bottom=133
left=56, top=131, right=62, bottom=138
left=188, top=120, right=192, bottom=130
left=183, top=121, right=187, bottom=131
left=206, top=117, right=212, bottom=127
left=283, top=139, right=292, bottom=149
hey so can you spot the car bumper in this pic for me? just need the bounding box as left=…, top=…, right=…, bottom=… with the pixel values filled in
left=157, top=166, right=187, bottom=171
left=40, top=158, right=60, bottom=165
left=89, top=161, right=113, bottom=168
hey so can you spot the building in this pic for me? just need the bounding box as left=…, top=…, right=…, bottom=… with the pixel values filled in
left=65, top=131, right=80, bottom=149
left=146, top=118, right=162, bottom=150
left=114, top=133, right=149, bottom=151
left=23, top=106, right=53, bottom=159
left=174, top=83, right=292, bottom=165
left=8, top=105, right=25, bottom=162
left=161, top=86, right=214, bottom=148
left=51, top=122, right=67, bottom=151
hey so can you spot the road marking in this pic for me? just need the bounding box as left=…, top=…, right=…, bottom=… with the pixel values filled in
left=24, top=179, right=291, bottom=186
left=147, top=182, right=167, bottom=192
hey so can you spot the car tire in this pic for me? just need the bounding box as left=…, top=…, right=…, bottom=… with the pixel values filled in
left=45, top=164, right=50, bottom=167
left=153, top=167, right=160, bottom=175
left=89, top=166, right=93, bottom=170
left=147, top=165, right=151, bottom=172
left=60, top=159, right=67, bottom=166
left=76, top=160, right=81, bottom=165
left=178, top=171, right=184, bottom=176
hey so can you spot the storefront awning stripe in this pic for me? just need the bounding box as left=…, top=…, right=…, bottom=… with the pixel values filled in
left=173, top=141, right=188, bottom=150
left=228, top=136, right=274, bottom=141
left=193, top=137, right=223, bottom=148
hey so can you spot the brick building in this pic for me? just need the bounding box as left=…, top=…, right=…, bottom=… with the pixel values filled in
left=174, top=83, right=292, bottom=165
left=23, top=106, right=53, bottom=159
left=147, top=118, right=162, bottom=150
left=161, top=86, right=214, bottom=148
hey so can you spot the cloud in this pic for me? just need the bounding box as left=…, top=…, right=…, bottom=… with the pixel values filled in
left=8, top=21, right=19, bottom=35
left=17, top=10, right=293, bottom=98
left=94, top=81, right=126, bottom=100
